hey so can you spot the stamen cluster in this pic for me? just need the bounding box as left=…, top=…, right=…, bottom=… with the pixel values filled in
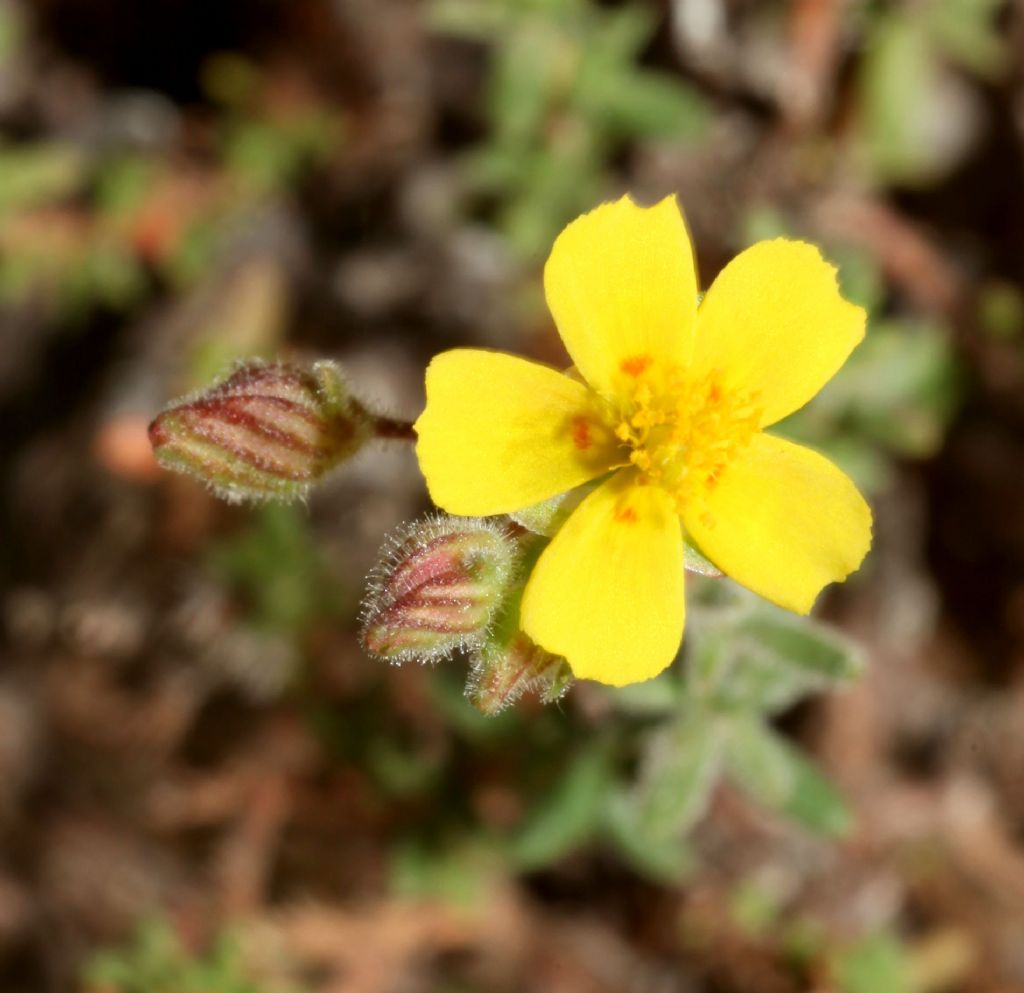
left=611, top=367, right=762, bottom=511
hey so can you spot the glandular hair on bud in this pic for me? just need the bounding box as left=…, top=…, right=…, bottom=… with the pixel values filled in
left=467, top=631, right=572, bottom=716
left=148, top=360, right=373, bottom=503
left=360, top=515, right=518, bottom=664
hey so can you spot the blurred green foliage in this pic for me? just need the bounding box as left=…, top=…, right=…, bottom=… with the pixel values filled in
left=833, top=933, right=916, bottom=993
left=0, top=143, right=85, bottom=215
left=133, top=0, right=973, bottom=901
left=978, top=279, right=1024, bottom=340
left=208, top=504, right=344, bottom=638
left=86, top=920, right=294, bottom=993
left=616, top=580, right=858, bottom=867
left=357, top=578, right=863, bottom=902
left=1, top=0, right=1011, bottom=987
left=0, top=56, right=339, bottom=320
left=0, top=0, right=21, bottom=68
left=781, top=317, right=960, bottom=492
left=859, top=0, right=1007, bottom=184
left=432, top=0, right=707, bottom=259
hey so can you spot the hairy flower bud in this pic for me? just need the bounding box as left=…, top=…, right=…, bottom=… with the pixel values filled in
left=467, top=631, right=572, bottom=716
left=360, top=516, right=517, bottom=663
left=149, top=360, right=377, bottom=502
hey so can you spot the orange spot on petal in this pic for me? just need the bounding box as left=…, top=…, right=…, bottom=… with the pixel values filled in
left=615, top=506, right=639, bottom=523
left=571, top=417, right=592, bottom=450
left=620, top=355, right=652, bottom=377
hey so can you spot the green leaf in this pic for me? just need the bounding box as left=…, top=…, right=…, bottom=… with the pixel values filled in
left=489, top=29, right=562, bottom=148
left=782, top=750, right=855, bottom=837
left=791, top=321, right=959, bottom=455
left=584, top=4, right=653, bottom=64
left=687, top=592, right=862, bottom=716
left=924, top=0, right=1008, bottom=78
left=208, top=503, right=340, bottom=633
left=428, top=0, right=511, bottom=37
left=740, top=204, right=791, bottom=246
left=390, top=839, right=497, bottom=908
left=512, top=742, right=614, bottom=869
left=629, top=710, right=722, bottom=839
left=728, top=612, right=861, bottom=713
left=831, top=245, right=887, bottom=315
left=612, top=671, right=683, bottom=716
left=833, top=934, right=915, bottom=993
left=498, top=133, right=603, bottom=259
left=578, top=70, right=708, bottom=141
left=427, top=665, right=521, bottom=741
left=0, top=143, right=86, bottom=216
left=725, top=719, right=852, bottom=836
left=95, top=155, right=163, bottom=219
left=859, top=12, right=939, bottom=183
left=730, top=879, right=783, bottom=936
left=224, top=114, right=338, bottom=193
left=725, top=717, right=795, bottom=807
left=85, top=918, right=294, bottom=993
left=978, top=280, right=1024, bottom=340
left=604, top=792, right=695, bottom=883
left=366, top=737, right=441, bottom=798
left=0, top=1, right=23, bottom=67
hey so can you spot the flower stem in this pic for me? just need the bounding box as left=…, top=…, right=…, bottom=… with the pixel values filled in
left=372, top=415, right=417, bottom=442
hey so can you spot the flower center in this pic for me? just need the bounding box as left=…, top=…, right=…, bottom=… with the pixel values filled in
left=610, top=364, right=761, bottom=512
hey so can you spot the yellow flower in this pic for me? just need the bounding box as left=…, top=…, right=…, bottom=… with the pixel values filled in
left=414, top=196, right=872, bottom=686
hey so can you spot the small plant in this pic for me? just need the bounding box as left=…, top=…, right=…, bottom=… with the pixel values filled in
left=85, top=919, right=293, bottom=993
left=151, top=195, right=872, bottom=854
left=431, top=0, right=708, bottom=259
left=857, top=0, right=1008, bottom=184
left=0, top=56, right=341, bottom=320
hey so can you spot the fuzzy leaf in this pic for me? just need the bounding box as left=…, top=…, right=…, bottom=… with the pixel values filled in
left=725, top=718, right=851, bottom=836
left=512, top=744, right=613, bottom=869
left=629, top=710, right=722, bottom=839
left=686, top=590, right=862, bottom=715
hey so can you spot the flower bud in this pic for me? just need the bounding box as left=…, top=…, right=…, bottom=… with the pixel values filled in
left=360, top=516, right=517, bottom=663
left=467, top=631, right=572, bottom=716
left=148, top=360, right=374, bottom=502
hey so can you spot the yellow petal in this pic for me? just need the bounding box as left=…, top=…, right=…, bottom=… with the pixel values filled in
left=691, top=239, right=866, bottom=426
left=683, top=433, right=872, bottom=614
left=415, top=349, right=618, bottom=516
left=544, top=195, right=698, bottom=399
left=521, top=473, right=684, bottom=686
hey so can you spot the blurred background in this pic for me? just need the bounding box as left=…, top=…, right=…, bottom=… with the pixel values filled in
left=1, top=0, right=1023, bottom=990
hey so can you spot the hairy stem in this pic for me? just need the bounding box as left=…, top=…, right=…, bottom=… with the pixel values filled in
left=372, top=416, right=417, bottom=442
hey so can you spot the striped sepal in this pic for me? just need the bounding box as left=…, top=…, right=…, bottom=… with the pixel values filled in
left=149, top=360, right=371, bottom=502
left=361, top=516, right=517, bottom=663
left=467, top=632, right=571, bottom=715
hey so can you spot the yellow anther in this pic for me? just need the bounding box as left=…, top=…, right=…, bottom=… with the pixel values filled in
left=609, top=368, right=763, bottom=507
left=631, top=408, right=664, bottom=430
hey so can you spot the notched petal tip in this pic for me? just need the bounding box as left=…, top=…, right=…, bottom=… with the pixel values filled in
left=692, top=237, right=868, bottom=427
